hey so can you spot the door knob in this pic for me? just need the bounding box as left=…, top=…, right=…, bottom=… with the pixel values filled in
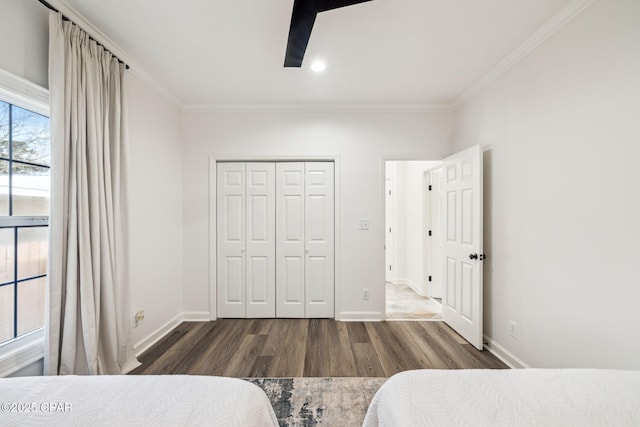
left=469, top=253, right=478, bottom=260
left=469, top=253, right=486, bottom=260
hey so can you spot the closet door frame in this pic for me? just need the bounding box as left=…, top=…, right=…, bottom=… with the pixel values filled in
left=209, top=156, right=341, bottom=320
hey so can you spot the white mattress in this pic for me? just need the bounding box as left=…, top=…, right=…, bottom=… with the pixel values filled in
left=0, top=375, right=278, bottom=426
left=363, top=369, right=640, bottom=427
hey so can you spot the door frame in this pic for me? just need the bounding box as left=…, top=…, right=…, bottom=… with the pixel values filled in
left=423, top=166, right=443, bottom=298
left=209, top=155, right=341, bottom=320
left=384, top=177, right=395, bottom=283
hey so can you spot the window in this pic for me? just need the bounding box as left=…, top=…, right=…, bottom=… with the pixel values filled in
left=0, top=99, right=50, bottom=345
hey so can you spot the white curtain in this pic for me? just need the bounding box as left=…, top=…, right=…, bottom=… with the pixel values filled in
left=45, top=12, right=138, bottom=375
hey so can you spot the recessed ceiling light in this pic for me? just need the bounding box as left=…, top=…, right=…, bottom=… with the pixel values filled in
left=311, top=60, right=327, bottom=73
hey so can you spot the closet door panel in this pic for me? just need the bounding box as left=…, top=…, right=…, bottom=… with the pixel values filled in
left=276, top=163, right=305, bottom=318
left=305, top=162, right=334, bottom=318
left=217, top=163, right=246, bottom=318
left=246, top=163, right=276, bottom=317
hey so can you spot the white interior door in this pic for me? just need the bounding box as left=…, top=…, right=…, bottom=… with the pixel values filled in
left=217, top=163, right=246, bottom=318
left=305, top=162, right=334, bottom=318
left=245, top=163, right=275, bottom=318
left=442, top=145, right=484, bottom=350
left=276, top=162, right=306, bottom=317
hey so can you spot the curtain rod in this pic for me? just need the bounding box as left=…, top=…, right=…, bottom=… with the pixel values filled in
left=37, top=0, right=130, bottom=70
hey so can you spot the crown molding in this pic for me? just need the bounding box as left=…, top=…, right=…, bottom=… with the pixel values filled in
left=0, top=69, right=49, bottom=115
left=46, top=0, right=182, bottom=108
left=182, top=103, right=454, bottom=114
left=453, top=0, right=596, bottom=110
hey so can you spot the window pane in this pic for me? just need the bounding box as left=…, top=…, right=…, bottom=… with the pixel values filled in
left=0, top=159, right=7, bottom=216
left=11, top=105, right=50, bottom=166
left=0, top=228, right=15, bottom=284
left=12, top=163, right=50, bottom=216
left=17, top=227, right=48, bottom=280
left=17, top=277, right=45, bottom=336
left=0, top=101, right=8, bottom=158
left=0, top=284, right=15, bottom=344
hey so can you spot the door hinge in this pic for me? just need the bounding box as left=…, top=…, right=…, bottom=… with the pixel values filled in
left=428, top=276, right=432, bottom=282
left=428, top=230, right=432, bottom=236
left=389, top=227, right=391, bottom=233
left=428, top=185, right=432, bottom=191
left=388, top=189, right=391, bottom=195
left=389, top=265, right=392, bottom=271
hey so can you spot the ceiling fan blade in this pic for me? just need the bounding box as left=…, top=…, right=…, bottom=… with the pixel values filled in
left=284, top=0, right=318, bottom=67
left=313, top=0, right=373, bottom=13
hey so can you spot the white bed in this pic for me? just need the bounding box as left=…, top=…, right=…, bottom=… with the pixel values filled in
left=0, top=375, right=278, bottom=426
left=363, top=369, right=640, bottom=427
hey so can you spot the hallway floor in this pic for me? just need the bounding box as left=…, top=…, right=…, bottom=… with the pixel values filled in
left=385, top=282, right=442, bottom=320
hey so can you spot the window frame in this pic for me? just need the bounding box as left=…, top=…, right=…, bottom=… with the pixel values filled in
left=0, top=69, right=49, bottom=377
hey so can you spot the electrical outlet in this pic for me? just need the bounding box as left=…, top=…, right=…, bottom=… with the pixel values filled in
left=363, top=289, right=369, bottom=300
left=509, top=321, right=518, bottom=339
left=359, top=219, right=369, bottom=230
left=134, top=310, right=145, bottom=328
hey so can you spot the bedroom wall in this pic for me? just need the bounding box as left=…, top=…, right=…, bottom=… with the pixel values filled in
left=0, top=0, right=185, bottom=374
left=126, top=75, right=184, bottom=352
left=0, top=0, right=49, bottom=88
left=452, top=0, right=640, bottom=369
left=181, top=111, right=453, bottom=319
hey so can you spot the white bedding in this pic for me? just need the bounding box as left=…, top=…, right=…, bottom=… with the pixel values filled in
left=0, top=375, right=278, bottom=426
left=363, top=369, right=640, bottom=427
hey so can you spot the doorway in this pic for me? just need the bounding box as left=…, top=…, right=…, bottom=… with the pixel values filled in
left=384, top=160, right=443, bottom=320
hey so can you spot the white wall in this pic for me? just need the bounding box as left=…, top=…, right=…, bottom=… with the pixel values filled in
left=181, top=111, right=453, bottom=319
left=452, top=0, right=640, bottom=368
left=0, top=0, right=49, bottom=88
left=0, top=0, right=185, bottom=374
left=385, top=161, right=406, bottom=282
left=127, top=75, right=184, bottom=350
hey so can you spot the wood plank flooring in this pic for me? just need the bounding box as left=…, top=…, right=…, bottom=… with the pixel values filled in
left=130, top=319, right=508, bottom=377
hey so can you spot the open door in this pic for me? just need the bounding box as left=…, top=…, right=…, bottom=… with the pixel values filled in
left=442, top=145, right=484, bottom=350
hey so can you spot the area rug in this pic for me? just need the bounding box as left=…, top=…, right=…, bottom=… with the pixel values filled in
left=245, top=377, right=386, bottom=427
left=386, top=282, right=442, bottom=320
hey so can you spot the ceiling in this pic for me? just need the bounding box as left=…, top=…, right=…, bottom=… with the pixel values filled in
left=58, top=0, right=571, bottom=107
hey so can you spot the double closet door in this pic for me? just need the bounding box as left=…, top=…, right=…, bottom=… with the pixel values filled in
left=217, top=162, right=334, bottom=318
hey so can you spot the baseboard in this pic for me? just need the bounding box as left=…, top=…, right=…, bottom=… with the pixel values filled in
left=338, top=311, right=383, bottom=321
left=182, top=311, right=211, bottom=321
left=405, top=280, right=427, bottom=297
left=134, top=311, right=211, bottom=357
left=483, top=335, right=530, bottom=369
left=134, top=313, right=184, bottom=356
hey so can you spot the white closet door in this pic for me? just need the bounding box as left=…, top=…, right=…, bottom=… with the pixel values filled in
left=305, top=162, right=334, bottom=318
left=245, top=163, right=276, bottom=318
left=276, top=163, right=306, bottom=318
left=217, top=163, right=246, bottom=318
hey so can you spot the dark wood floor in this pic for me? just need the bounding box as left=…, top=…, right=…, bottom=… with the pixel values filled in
left=130, top=319, right=507, bottom=377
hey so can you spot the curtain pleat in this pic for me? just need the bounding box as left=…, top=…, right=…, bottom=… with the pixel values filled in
left=45, top=12, right=138, bottom=375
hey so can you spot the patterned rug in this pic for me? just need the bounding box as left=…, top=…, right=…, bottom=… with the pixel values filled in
left=245, top=377, right=386, bottom=427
